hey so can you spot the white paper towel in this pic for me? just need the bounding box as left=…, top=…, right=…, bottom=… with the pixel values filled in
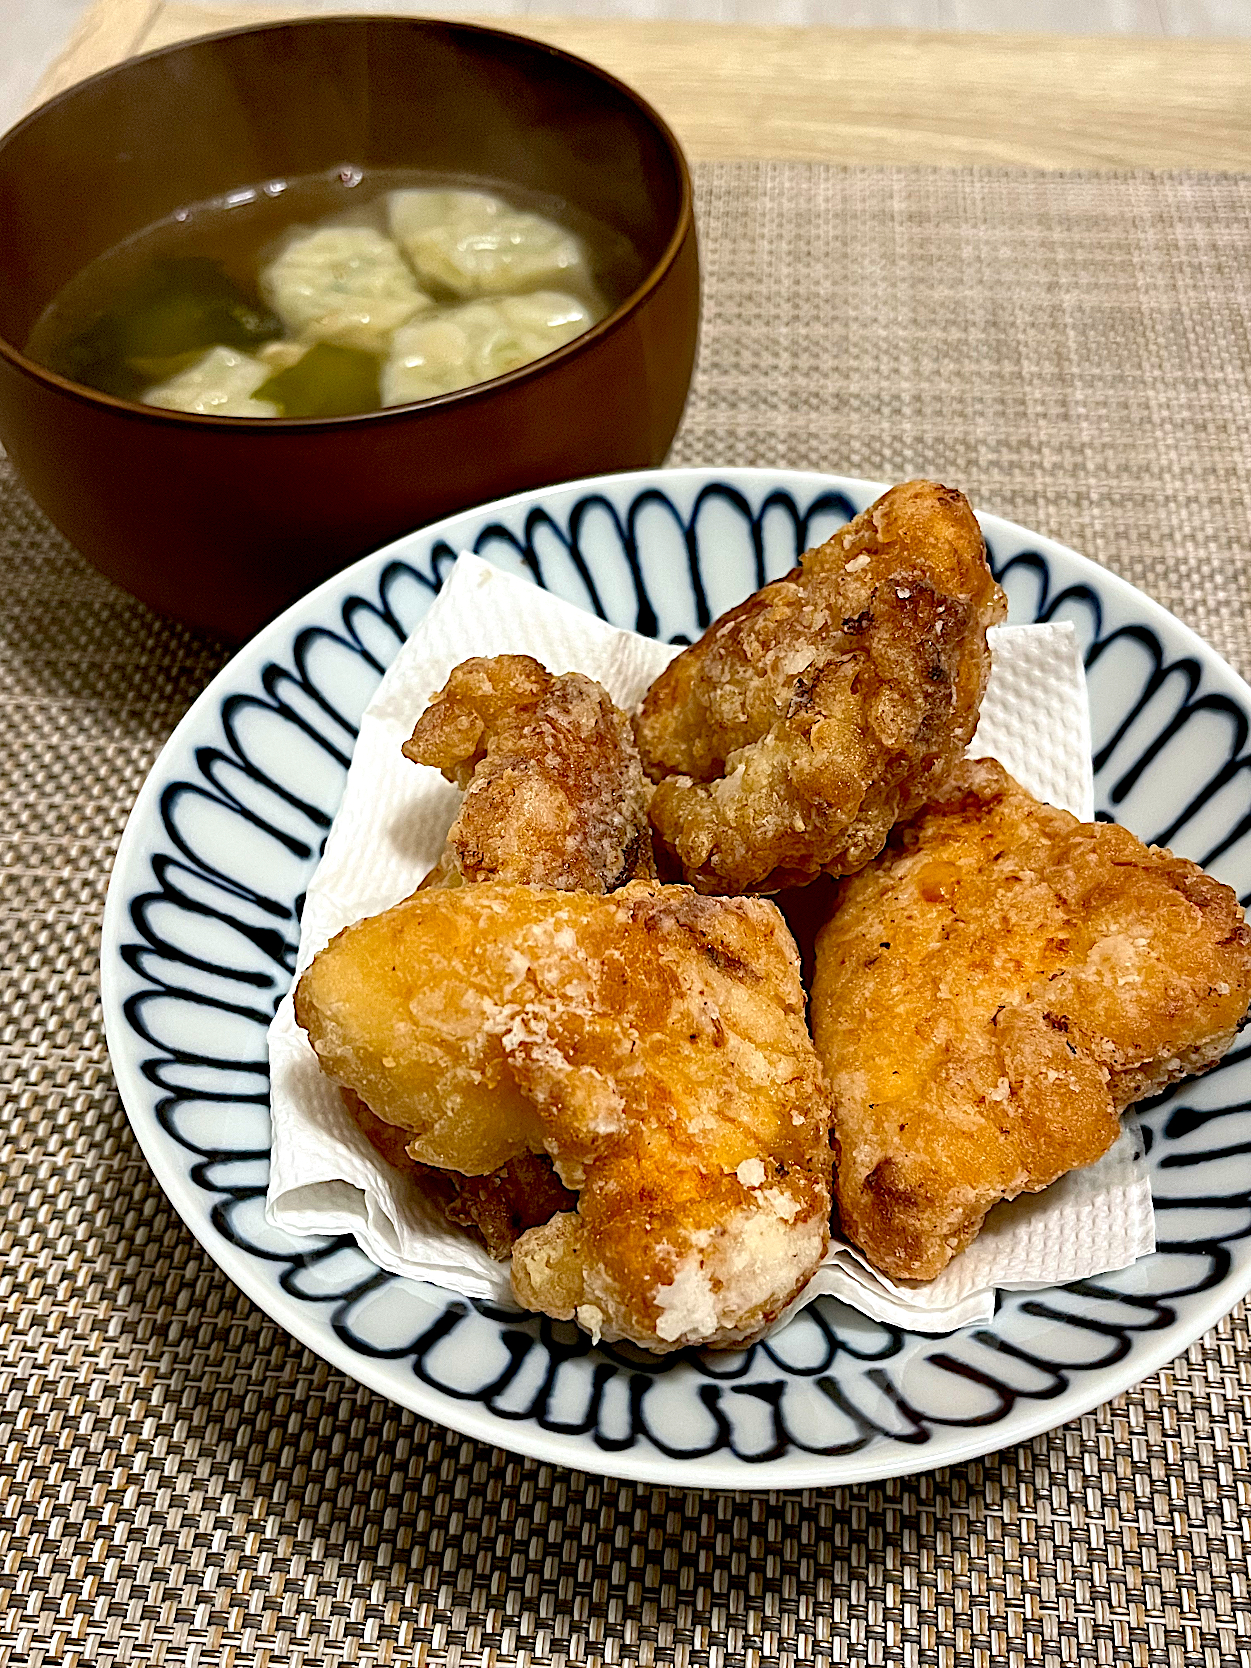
left=267, top=554, right=1154, bottom=1334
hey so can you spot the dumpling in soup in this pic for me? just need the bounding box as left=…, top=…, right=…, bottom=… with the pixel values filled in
left=380, top=291, right=594, bottom=405
left=261, top=225, right=433, bottom=353
left=142, top=344, right=279, bottom=417
left=388, top=189, right=591, bottom=299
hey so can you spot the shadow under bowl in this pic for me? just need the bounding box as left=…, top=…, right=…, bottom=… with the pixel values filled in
left=0, top=17, right=699, bottom=640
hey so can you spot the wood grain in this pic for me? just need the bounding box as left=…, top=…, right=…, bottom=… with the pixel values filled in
left=30, top=1, right=1251, bottom=169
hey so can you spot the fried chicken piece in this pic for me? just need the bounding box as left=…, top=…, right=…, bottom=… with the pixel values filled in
left=295, top=879, right=833, bottom=1352
left=343, top=1089, right=576, bottom=1259
left=635, top=480, right=1007, bottom=894
left=389, top=654, right=655, bottom=1240
left=810, top=757, right=1251, bottom=1281
left=404, top=654, right=655, bottom=892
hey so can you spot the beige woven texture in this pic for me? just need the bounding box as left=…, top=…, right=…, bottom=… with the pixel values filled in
left=4, top=162, right=1251, bottom=1667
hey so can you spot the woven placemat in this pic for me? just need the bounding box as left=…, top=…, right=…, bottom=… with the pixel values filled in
left=5, top=162, right=1251, bottom=1667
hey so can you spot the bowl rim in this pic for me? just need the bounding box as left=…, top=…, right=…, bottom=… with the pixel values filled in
left=0, top=13, right=696, bottom=430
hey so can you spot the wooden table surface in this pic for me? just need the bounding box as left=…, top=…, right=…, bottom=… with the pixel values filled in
left=32, top=0, right=1251, bottom=171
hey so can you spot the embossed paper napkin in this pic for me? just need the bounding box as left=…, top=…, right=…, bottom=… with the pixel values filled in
left=267, top=554, right=1154, bottom=1333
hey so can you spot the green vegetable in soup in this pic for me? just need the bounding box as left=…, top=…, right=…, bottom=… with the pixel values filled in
left=51, top=257, right=281, bottom=400
left=254, top=342, right=381, bottom=418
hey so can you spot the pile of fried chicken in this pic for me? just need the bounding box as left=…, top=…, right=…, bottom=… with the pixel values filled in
left=294, top=480, right=1251, bottom=1353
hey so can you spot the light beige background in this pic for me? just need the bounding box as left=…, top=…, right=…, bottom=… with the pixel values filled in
left=7, top=0, right=1251, bottom=140
left=10, top=0, right=1251, bottom=170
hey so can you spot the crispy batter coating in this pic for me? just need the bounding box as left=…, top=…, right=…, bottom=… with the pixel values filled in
left=383, top=654, right=655, bottom=1242
left=344, top=1089, right=576, bottom=1259
left=635, top=480, right=1007, bottom=894
left=404, top=654, right=655, bottom=892
left=295, top=880, right=833, bottom=1352
left=810, top=758, right=1251, bottom=1281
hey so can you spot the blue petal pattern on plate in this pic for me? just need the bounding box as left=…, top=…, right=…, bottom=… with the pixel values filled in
left=101, top=470, right=1251, bottom=1488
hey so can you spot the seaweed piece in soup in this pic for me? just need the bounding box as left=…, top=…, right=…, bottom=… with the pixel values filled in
left=254, top=342, right=381, bottom=418
left=51, top=257, right=281, bottom=401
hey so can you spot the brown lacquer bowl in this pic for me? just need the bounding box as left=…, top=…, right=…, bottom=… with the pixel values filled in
left=0, top=19, right=699, bottom=639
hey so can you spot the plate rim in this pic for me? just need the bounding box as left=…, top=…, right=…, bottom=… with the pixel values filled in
left=100, top=465, right=1251, bottom=1488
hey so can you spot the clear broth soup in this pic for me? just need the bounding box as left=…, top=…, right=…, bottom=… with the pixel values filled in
left=25, top=166, right=644, bottom=419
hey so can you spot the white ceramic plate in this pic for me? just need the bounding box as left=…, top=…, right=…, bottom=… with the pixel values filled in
left=101, top=468, right=1251, bottom=1488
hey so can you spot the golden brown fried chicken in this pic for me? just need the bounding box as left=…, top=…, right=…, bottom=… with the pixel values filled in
left=374, top=654, right=656, bottom=1244
left=344, top=1090, right=576, bottom=1260
left=404, top=654, right=655, bottom=892
left=810, top=757, right=1251, bottom=1281
left=635, top=480, right=1007, bottom=894
left=295, top=879, right=833, bottom=1352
